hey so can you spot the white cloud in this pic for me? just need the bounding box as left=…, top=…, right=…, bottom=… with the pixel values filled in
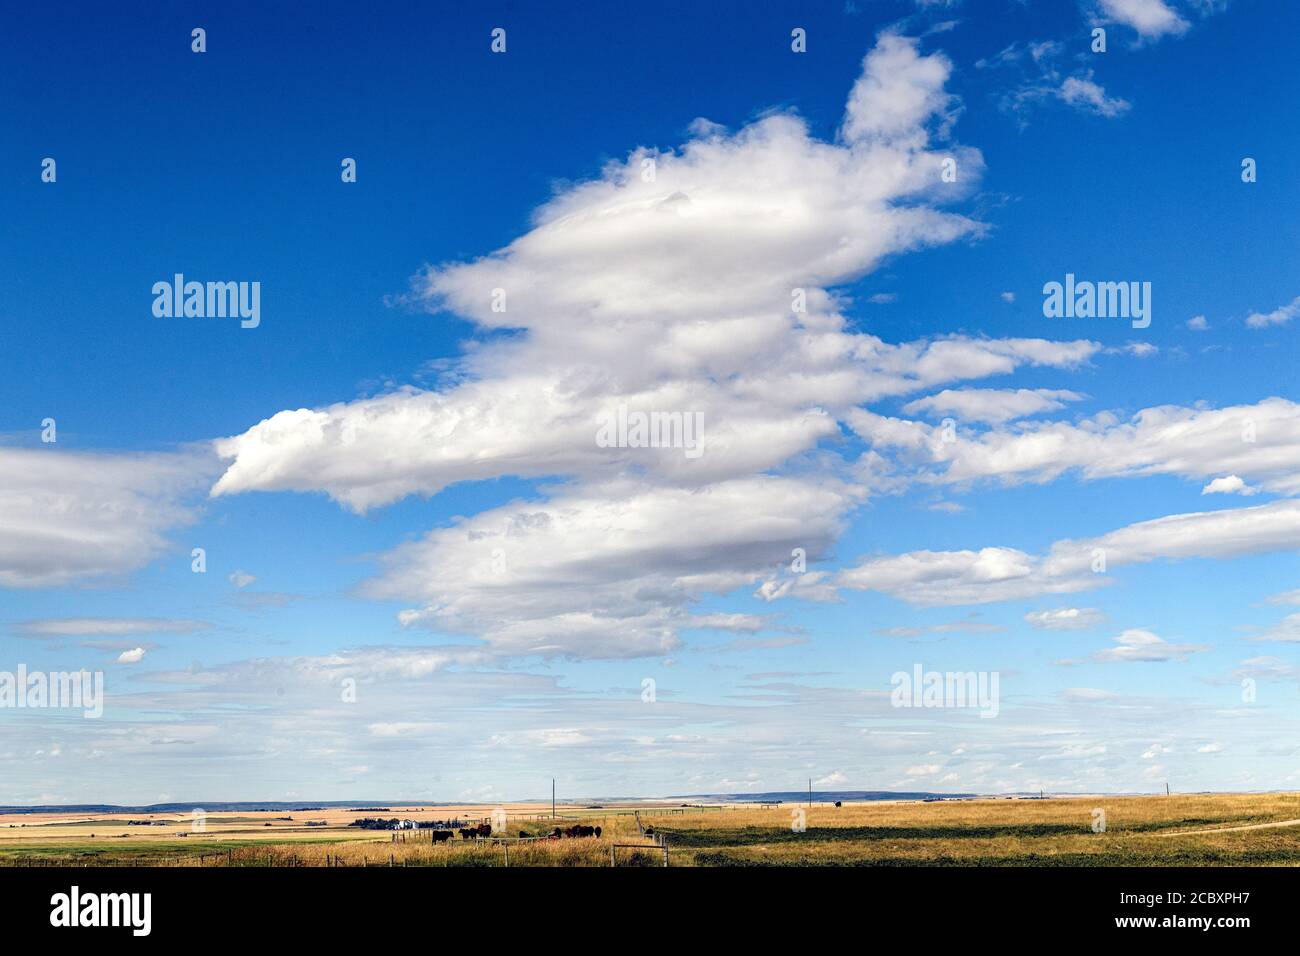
left=1001, top=291, right=1016, bottom=303
left=1246, top=295, right=1300, bottom=329
left=228, top=570, right=256, bottom=588
left=1025, top=607, right=1104, bottom=630
left=17, top=618, right=209, bottom=637
left=212, top=35, right=998, bottom=515
left=116, top=647, right=147, bottom=664
left=903, top=388, right=1084, bottom=424
left=0, top=448, right=209, bottom=588
left=1201, top=474, right=1256, bottom=496
left=367, top=477, right=851, bottom=659
left=1058, top=75, right=1132, bottom=117
left=1095, top=628, right=1207, bottom=663
left=1253, top=612, right=1300, bottom=644
left=851, top=397, right=1300, bottom=497
left=1096, top=0, right=1189, bottom=39
left=831, top=499, right=1300, bottom=606
left=1186, top=314, right=1208, bottom=330
left=876, top=616, right=1003, bottom=637
left=841, top=33, right=958, bottom=148
left=1233, top=655, right=1300, bottom=680
left=1063, top=687, right=1120, bottom=702
left=686, top=612, right=771, bottom=633
left=197, top=34, right=1120, bottom=661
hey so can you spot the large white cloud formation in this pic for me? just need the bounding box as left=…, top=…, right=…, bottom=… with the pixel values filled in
left=207, top=34, right=1101, bottom=657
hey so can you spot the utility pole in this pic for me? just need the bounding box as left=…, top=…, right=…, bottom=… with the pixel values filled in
left=552, top=778, right=555, bottom=819
left=1166, top=782, right=1170, bottom=796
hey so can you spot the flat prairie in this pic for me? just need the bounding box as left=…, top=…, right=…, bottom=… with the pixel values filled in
left=3, top=793, right=1299, bottom=866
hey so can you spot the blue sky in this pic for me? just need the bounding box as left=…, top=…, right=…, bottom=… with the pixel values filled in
left=3, top=0, right=1300, bottom=805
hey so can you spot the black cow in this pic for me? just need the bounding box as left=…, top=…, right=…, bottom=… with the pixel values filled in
left=430, top=830, right=453, bottom=844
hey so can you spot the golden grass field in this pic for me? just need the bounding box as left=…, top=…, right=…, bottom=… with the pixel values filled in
left=4, top=792, right=1300, bottom=866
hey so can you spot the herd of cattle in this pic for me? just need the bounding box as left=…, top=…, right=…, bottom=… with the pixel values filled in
left=424, top=822, right=605, bottom=842
left=543, top=824, right=602, bottom=839
left=355, top=816, right=611, bottom=842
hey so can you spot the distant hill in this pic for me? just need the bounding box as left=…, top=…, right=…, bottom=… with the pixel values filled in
left=667, top=790, right=979, bottom=803
left=2, top=791, right=1117, bottom=813
left=0, top=801, right=425, bottom=815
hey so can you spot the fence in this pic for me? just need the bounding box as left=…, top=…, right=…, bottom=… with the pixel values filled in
left=610, top=833, right=669, bottom=868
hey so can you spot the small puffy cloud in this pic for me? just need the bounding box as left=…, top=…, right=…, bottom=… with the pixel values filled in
left=1246, top=296, right=1300, bottom=329
left=1201, top=475, right=1256, bottom=496
left=1025, top=607, right=1104, bottom=630
left=1094, top=628, right=1207, bottom=663
left=1186, top=314, right=1208, bottom=330
left=1096, top=0, right=1189, bottom=39
left=1059, top=75, right=1131, bottom=117
left=116, top=647, right=147, bottom=664
left=229, top=570, right=257, bottom=588
left=1197, top=742, right=1222, bottom=753
left=1000, top=292, right=1015, bottom=303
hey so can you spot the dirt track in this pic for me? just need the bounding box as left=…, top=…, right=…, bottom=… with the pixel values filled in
left=1157, top=818, right=1300, bottom=836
